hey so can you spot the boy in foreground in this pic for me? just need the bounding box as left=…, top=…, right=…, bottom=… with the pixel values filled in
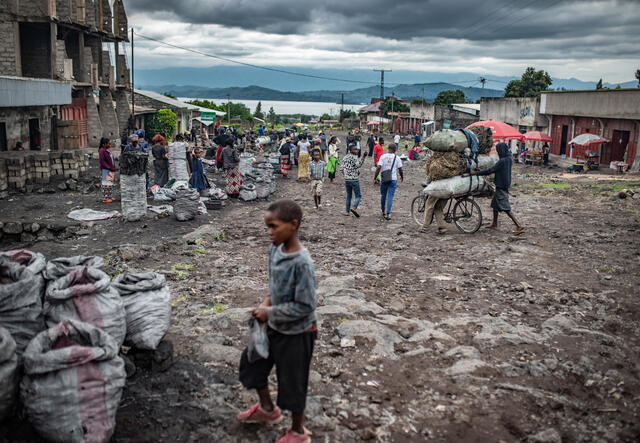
left=237, top=199, right=318, bottom=443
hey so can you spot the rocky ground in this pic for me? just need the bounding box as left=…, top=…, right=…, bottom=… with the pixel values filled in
left=1, top=147, right=640, bottom=442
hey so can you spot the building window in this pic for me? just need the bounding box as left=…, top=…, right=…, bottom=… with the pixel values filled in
left=19, top=22, right=52, bottom=79
left=0, top=123, right=6, bottom=151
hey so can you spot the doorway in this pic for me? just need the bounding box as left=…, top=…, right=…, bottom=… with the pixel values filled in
left=0, top=123, right=6, bottom=151
left=611, top=130, right=630, bottom=163
left=560, top=125, right=568, bottom=156
left=29, top=118, right=41, bottom=150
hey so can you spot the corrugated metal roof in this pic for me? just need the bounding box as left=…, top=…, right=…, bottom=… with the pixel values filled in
left=134, top=89, right=200, bottom=110
left=0, top=76, right=71, bottom=107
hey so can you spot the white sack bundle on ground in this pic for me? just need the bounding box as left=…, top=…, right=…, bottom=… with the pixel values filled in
left=0, top=250, right=46, bottom=298
left=425, top=129, right=469, bottom=153
left=174, top=188, right=199, bottom=221
left=120, top=174, right=147, bottom=222
left=424, top=175, right=492, bottom=199
left=44, top=255, right=105, bottom=280
left=0, top=259, right=44, bottom=356
left=111, top=272, right=171, bottom=350
left=44, top=267, right=126, bottom=347
left=0, top=326, right=18, bottom=421
left=21, top=320, right=126, bottom=443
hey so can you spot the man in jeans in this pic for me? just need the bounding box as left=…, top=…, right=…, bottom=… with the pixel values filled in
left=340, top=143, right=368, bottom=217
left=375, top=143, right=403, bottom=220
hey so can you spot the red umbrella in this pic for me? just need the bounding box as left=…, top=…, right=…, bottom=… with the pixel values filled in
left=367, top=121, right=380, bottom=126
left=466, top=120, right=524, bottom=141
left=523, top=131, right=552, bottom=142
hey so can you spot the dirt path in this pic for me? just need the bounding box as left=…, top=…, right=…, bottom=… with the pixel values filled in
left=2, top=153, right=640, bottom=442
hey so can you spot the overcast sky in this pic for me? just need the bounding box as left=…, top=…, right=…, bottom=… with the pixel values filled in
left=123, top=0, right=638, bottom=84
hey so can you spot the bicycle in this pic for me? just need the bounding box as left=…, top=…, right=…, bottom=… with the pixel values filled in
left=410, top=187, right=483, bottom=234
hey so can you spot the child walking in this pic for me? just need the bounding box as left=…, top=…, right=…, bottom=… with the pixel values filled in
left=309, top=150, right=325, bottom=209
left=238, top=199, right=317, bottom=443
left=339, top=143, right=368, bottom=217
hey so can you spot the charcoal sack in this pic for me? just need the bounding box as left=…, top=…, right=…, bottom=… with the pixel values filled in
left=174, top=188, right=199, bottom=221
left=424, top=175, right=492, bottom=199
left=0, top=249, right=46, bottom=298
left=112, top=272, right=171, bottom=350
left=425, top=129, right=469, bottom=153
left=21, top=320, right=126, bottom=443
left=0, top=326, right=18, bottom=420
left=0, top=259, right=44, bottom=356
left=118, top=152, right=148, bottom=176
left=44, top=267, right=126, bottom=347
left=44, top=255, right=105, bottom=280
left=120, top=174, right=147, bottom=222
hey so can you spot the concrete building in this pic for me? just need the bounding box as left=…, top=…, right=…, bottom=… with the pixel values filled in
left=0, top=0, right=131, bottom=150
left=479, top=97, right=548, bottom=134
left=409, top=103, right=479, bottom=135
left=134, top=89, right=201, bottom=134
left=539, top=89, right=640, bottom=170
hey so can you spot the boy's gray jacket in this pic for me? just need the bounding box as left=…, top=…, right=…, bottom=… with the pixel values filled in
left=266, top=245, right=317, bottom=335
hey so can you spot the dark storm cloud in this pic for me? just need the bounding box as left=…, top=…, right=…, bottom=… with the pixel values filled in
left=124, top=0, right=639, bottom=42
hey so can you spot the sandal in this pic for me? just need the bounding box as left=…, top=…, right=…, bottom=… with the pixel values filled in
left=485, top=225, right=498, bottom=230
left=437, top=227, right=447, bottom=235
left=513, top=227, right=525, bottom=236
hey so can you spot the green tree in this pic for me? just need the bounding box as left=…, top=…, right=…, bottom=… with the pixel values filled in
left=433, top=90, right=466, bottom=108
left=635, top=69, right=640, bottom=87
left=382, top=97, right=409, bottom=116
left=254, top=101, right=264, bottom=119
left=339, top=109, right=357, bottom=120
left=320, top=113, right=332, bottom=121
left=504, top=67, right=552, bottom=97
left=146, top=109, right=177, bottom=139
left=267, top=107, right=277, bottom=124
left=595, top=78, right=603, bottom=90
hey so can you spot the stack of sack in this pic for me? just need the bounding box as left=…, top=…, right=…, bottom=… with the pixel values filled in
left=0, top=252, right=173, bottom=442
left=119, top=152, right=148, bottom=222
left=423, top=129, right=498, bottom=198
left=168, top=141, right=189, bottom=181
left=174, top=188, right=199, bottom=221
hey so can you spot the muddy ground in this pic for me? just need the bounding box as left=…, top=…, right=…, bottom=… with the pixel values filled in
left=1, top=144, right=640, bottom=442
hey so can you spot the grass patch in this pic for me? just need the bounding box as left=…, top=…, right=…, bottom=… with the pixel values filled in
left=540, top=183, right=572, bottom=189
left=200, top=303, right=226, bottom=314
left=215, top=232, right=226, bottom=241
left=172, top=263, right=194, bottom=271
left=172, top=270, right=189, bottom=281
left=172, top=295, right=188, bottom=307
left=606, top=182, right=640, bottom=192
left=194, top=246, right=206, bottom=254
left=598, top=265, right=617, bottom=274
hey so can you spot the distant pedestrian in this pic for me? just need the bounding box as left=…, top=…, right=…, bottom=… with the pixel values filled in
left=14, top=140, right=24, bottom=151
left=151, top=134, right=169, bottom=187
left=98, top=137, right=116, bottom=203
left=394, top=133, right=400, bottom=146
left=309, top=150, right=325, bottom=209
left=279, top=137, right=292, bottom=178
left=543, top=142, right=550, bottom=166
left=373, top=138, right=385, bottom=183
left=319, top=132, right=327, bottom=162
left=258, top=125, right=264, bottom=137
left=326, top=136, right=340, bottom=184
left=222, top=141, right=242, bottom=198
left=340, top=143, right=368, bottom=217
left=297, top=136, right=311, bottom=181
left=470, top=142, right=524, bottom=235
left=189, top=147, right=210, bottom=195
left=367, top=134, right=375, bottom=157
left=414, top=132, right=421, bottom=145
left=375, top=143, right=403, bottom=220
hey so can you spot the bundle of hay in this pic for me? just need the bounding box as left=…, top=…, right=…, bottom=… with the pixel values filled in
left=424, top=151, right=467, bottom=181
left=468, top=126, right=494, bottom=154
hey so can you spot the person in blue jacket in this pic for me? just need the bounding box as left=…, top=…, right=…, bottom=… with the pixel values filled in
left=189, top=147, right=210, bottom=195
left=471, top=142, right=525, bottom=235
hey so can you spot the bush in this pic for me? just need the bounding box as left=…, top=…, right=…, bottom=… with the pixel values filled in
left=146, top=109, right=177, bottom=140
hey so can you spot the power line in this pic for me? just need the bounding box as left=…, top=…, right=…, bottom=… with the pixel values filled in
left=134, top=31, right=385, bottom=86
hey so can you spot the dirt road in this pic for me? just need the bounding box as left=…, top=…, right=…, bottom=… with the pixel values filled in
left=2, top=150, right=640, bottom=442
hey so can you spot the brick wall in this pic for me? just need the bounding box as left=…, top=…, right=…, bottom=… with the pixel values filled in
left=0, top=20, right=18, bottom=76
left=0, top=106, right=52, bottom=151
left=100, top=0, right=112, bottom=34
left=116, top=53, right=129, bottom=86
left=115, top=88, right=131, bottom=134
left=85, top=0, right=97, bottom=30
left=113, top=0, right=128, bottom=40
left=18, top=0, right=51, bottom=17
left=54, top=39, right=66, bottom=80
left=98, top=87, right=119, bottom=142
left=85, top=92, right=102, bottom=147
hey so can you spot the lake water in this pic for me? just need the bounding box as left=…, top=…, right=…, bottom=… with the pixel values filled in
left=180, top=98, right=363, bottom=116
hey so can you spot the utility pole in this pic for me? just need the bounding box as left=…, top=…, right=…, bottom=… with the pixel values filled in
left=373, top=68, right=391, bottom=132
left=480, top=77, right=486, bottom=99
left=340, top=92, right=344, bottom=122
left=227, top=94, right=230, bottom=127
left=131, top=28, right=134, bottom=131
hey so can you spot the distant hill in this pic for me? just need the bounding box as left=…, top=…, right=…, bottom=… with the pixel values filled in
left=147, top=82, right=503, bottom=104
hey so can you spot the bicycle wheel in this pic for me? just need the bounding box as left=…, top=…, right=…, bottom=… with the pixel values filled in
left=453, top=197, right=482, bottom=234
left=411, top=195, right=427, bottom=226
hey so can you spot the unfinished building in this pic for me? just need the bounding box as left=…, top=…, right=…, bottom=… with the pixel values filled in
left=0, top=0, right=131, bottom=151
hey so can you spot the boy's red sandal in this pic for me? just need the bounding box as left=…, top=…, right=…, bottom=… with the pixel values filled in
left=276, top=428, right=311, bottom=443
left=236, top=404, right=283, bottom=425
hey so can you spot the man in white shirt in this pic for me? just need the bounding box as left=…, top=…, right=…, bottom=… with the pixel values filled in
left=374, top=143, right=403, bottom=220
left=394, top=134, right=400, bottom=145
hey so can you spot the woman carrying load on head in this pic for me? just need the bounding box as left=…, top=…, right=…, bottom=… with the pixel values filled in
left=152, top=134, right=169, bottom=187
left=98, top=137, right=116, bottom=203
left=221, top=140, right=242, bottom=198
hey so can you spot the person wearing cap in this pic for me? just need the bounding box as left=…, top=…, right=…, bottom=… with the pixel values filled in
left=122, top=133, right=141, bottom=153
left=340, top=142, right=368, bottom=217
left=14, top=140, right=25, bottom=151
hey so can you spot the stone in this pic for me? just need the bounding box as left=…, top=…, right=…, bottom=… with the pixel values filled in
left=20, top=232, right=37, bottom=243
left=199, top=343, right=242, bottom=365
left=3, top=222, right=23, bottom=234
left=183, top=224, right=223, bottom=241
left=361, top=427, right=377, bottom=440
left=389, top=300, right=405, bottom=312
left=328, top=295, right=385, bottom=315
left=37, top=229, right=56, bottom=241
left=444, top=346, right=481, bottom=360
left=57, top=182, right=68, bottom=191
left=445, top=359, right=487, bottom=376
left=541, top=314, right=578, bottom=335
left=527, top=428, right=562, bottom=443
left=337, top=320, right=403, bottom=358
left=66, top=178, right=78, bottom=191
left=317, top=275, right=356, bottom=298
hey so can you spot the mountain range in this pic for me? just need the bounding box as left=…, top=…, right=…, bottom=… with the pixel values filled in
left=151, top=82, right=504, bottom=104
left=136, top=65, right=637, bottom=94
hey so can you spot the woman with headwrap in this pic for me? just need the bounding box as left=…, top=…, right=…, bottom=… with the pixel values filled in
left=151, top=134, right=169, bottom=187
left=279, top=137, right=292, bottom=178
left=98, top=137, right=116, bottom=203
left=221, top=140, right=242, bottom=197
